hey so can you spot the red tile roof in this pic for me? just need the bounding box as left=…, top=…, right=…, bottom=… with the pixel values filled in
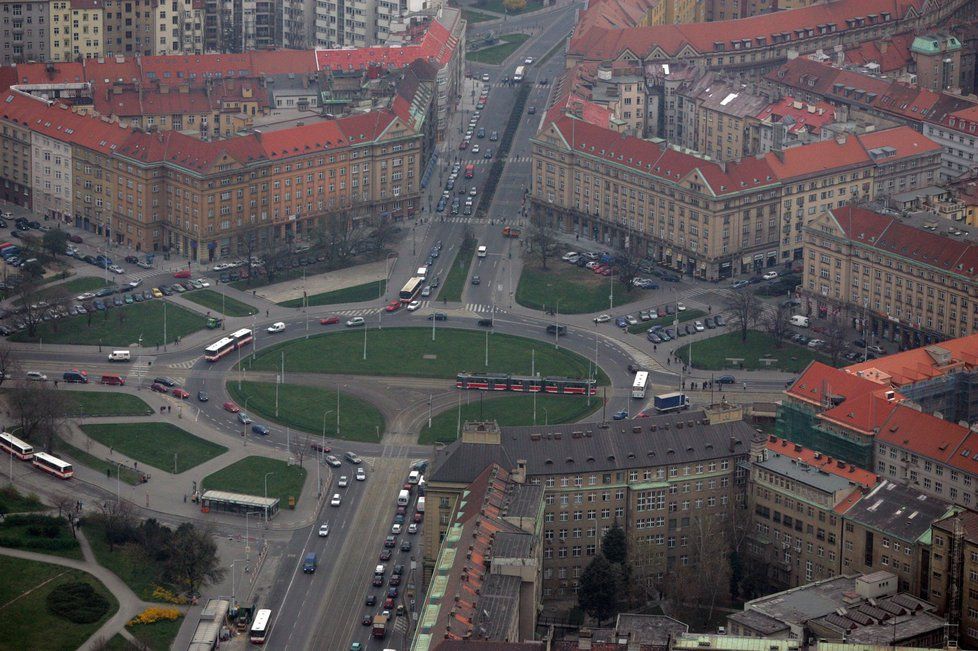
left=844, top=31, right=915, bottom=73
left=785, top=361, right=890, bottom=408
left=0, top=91, right=131, bottom=154
left=315, top=18, right=458, bottom=72
left=857, top=125, right=943, bottom=158
left=569, top=0, right=924, bottom=62
left=548, top=115, right=778, bottom=197
left=755, top=96, right=839, bottom=135
left=764, top=134, right=871, bottom=179
left=818, top=391, right=900, bottom=437
left=874, top=403, right=972, bottom=465
left=764, top=435, right=879, bottom=488
left=93, top=80, right=270, bottom=118
left=845, top=333, right=978, bottom=387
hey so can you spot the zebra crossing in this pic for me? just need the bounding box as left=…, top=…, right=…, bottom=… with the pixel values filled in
left=130, top=359, right=151, bottom=378
left=167, top=359, right=197, bottom=369
left=466, top=303, right=501, bottom=314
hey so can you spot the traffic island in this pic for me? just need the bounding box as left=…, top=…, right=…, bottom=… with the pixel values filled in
left=202, top=456, right=307, bottom=508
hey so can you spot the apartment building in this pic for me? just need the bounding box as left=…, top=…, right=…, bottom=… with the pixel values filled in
left=928, top=510, right=978, bottom=647
left=49, top=0, right=103, bottom=62
left=924, top=105, right=978, bottom=182
left=0, top=109, right=33, bottom=208
left=841, top=480, right=950, bottom=595
left=803, top=205, right=978, bottom=345
left=748, top=435, right=876, bottom=589
left=1, top=0, right=51, bottom=66
left=682, top=75, right=769, bottom=163
left=426, top=413, right=754, bottom=601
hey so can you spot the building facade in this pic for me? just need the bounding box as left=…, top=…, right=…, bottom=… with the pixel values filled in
left=1, top=0, right=52, bottom=66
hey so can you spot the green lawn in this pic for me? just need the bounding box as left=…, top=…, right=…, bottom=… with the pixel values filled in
left=674, top=330, right=833, bottom=372
left=54, top=436, right=143, bottom=486
left=241, top=328, right=608, bottom=383
left=202, top=457, right=307, bottom=506
left=128, top=617, right=184, bottom=650
left=420, top=393, right=602, bottom=444
left=0, top=514, right=82, bottom=559
left=227, top=381, right=385, bottom=442
left=517, top=264, right=652, bottom=314
left=82, top=519, right=161, bottom=600
left=181, top=289, right=258, bottom=317
left=438, top=242, right=476, bottom=303
left=0, top=556, right=118, bottom=650
left=27, top=276, right=115, bottom=304
left=467, top=33, right=530, bottom=64
left=79, top=423, right=228, bottom=474
left=476, top=0, right=542, bottom=14
left=9, top=300, right=208, bottom=346
left=279, top=280, right=387, bottom=308
left=626, top=309, right=706, bottom=335
left=462, top=8, right=496, bottom=22
left=64, top=391, right=154, bottom=417
left=0, top=485, right=46, bottom=514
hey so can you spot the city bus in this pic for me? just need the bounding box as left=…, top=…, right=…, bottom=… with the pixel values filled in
left=250, top=608, right=272, bottom=644
left=0, top=431, right=33, bottom=461
left=513, top=65, right=525, bottom=82
left=632, top=371, right=649, bottom=399
left=399, top=277, right=425, bottom=302
left=456, top=372, right=596, bottom=395
left=32, top=451, right=73, bottom=479
left=204, top=328, right=254, bottom=362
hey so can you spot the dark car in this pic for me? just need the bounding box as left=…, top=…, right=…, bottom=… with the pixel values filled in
left=387, top=587, right=399, bottom=599
left=125, top=255, right=138, bottom=264
left=528, top=106, right=536, bottom=114
left=546, top=324, right=567, bottom=336
left=150, top=383, right=168, bottom=393
left=362, top=615, right=373, bottom=626
left=471, top=275, right=480, bottom=285
left=714, top=314, right=726, bottom=326
left=400, top=540, right=412, bottom=552
left=384, top=535, right=397, bottom=548
left=853, top=339, right=867, bottom=348
left=197, top=391, right=209, bottom=402
left=372, top=575, right=384, bottom=587
left=427, top=312, right=448, bottom=321
left=154, top=376, right=178, bottom=387
left=389, top=574, right=401, bottom=587
left=366, top=595, right=377, bottom=607
left=613, top=409, right=628, bottom=420
left=379, top=548, right=392, bottom=561
left=716, top=375, right=736, bottom=385
left=252, top=424, right=270, bottom=435
left=477, top=318, right=493, bottom=327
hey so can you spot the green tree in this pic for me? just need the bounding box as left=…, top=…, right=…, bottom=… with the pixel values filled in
left=165, top=522, right=226, bottom=596
left=578, top=554, right=618, bottom=623
left=602, top=523, right=627, bottom=565
left=42, top=229, right=69, bottom=257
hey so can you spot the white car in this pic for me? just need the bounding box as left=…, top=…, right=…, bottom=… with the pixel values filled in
left=763, top=270, right=779, bottom=280
left=524, top=56, right=534, bottom=64
left=808, top=339, right=825, bottom=348
left=346, top=317, right=365, bottom=327
left=356, top=467, right=366, bottom=481
left=391, top=523, right=402, bottom=534
left=318, top=523, right=330, bottom=537
left=325, top=455, right=342, bottom=467
left=694, top=321, right=705, bottom=332
left=593, top=314, right=611, bottom=323
left=212, top=262, right=232, bottom=271
left=330, top=493, right=342, bottom=506
left=406, top=300, right=421, bottom=311
left=472, top=144, right=480, bottom=154
left=481, top=73, right=490, bottom=82
left=677, top=302, right=687, bottom=311
left=407, top=523, right=419, bottom=534
left=76, top=292, right=95, bottom=301
left=338, top=475, right=349, bottom=487
left=128, top=279, right=143, bottom=289
left=108, top=264, right=125, bottom=274
left=199, top=279, right=211, bottom=287
left=267, top=321, right=286, bottom=333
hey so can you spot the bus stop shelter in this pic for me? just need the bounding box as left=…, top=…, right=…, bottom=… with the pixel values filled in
left=199, top=490, right=279, bottom=520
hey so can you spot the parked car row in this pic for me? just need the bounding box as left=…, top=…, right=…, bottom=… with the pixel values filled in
left=644, top=315, right=727, bottom=343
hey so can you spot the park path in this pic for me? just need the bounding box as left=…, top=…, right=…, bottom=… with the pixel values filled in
left=0, top=527, right=167, bottom=650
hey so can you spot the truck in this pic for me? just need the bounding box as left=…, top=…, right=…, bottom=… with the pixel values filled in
left=653, top=392, right=689, bottom=413
left=502, top=226, right=521, bottom=238
left=372, top=614, right=387, bottom=639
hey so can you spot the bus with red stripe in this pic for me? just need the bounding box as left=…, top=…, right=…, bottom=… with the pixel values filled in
left=456, top=373, right=595, bottom=395
left=0, top=432, right=33, bottom=461
left=32, top=451, right=73, bottom=479
left=204, top=328, right=254, bottom=362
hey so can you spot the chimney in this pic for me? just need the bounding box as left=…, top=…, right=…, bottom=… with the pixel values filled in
left=511, top=459, right=527, bottom=484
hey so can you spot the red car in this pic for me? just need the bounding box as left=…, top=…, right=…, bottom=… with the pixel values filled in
left=458, top=140, right=468, bottom=150
left=150, top=383, right=168, bottom=393
left=172, top=388, right=190, bottom=399
left=413, top=512, right=423, bottom=523
left=385, top=300, right=401, bottom=313
left=600, top=267, right=613, bottom=276
left=173, top=269, right=191, bottom=279
left=320, top=316, right=340, bottom=325
left=69, top=234, right=83, bottom=244
left=311, top=441, right=331, bottom=453
left=223, top=401, right=240, bottom=413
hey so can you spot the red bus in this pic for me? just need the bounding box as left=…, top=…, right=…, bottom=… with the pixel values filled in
left=204, top=328, right=254, bottom=362
left=0, top=432, right=34, bottom=461
left=32, top=451, right=73, bottom=479
left=464, top=164, right=475, bottom=179
left=456, top=373, right=596, bottom=395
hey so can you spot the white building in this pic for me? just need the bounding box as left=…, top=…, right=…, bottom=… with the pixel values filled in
left=924, top=105, right=978, bottom=182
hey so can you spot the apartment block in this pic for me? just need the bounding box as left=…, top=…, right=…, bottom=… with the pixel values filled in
left=924, top=105, right=978, bottom=182
left=928, top=510, right=978, bottom=647
left=0, top=109, right=33, bottom=208
left=1, top=0, right=52, bottom=66
left=841, top=480, right=951, bottom=595
left=748, top=435, right=876, bottom=589
left=426, top=413, right=754, bottom=601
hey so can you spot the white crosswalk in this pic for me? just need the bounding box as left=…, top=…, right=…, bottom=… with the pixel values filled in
left=167, top=359, right=198, bottom=369
left=466, top=303, right=502, bottom=313
left=130, top=359, right=151, bottom=378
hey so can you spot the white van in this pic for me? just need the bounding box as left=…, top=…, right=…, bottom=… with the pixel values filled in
left=107, top=350, right=131, bottom=362
left=477, top=245, right=487, bottom=258
left=397, top=489, right=410, bottom=506
left=790, top=315, right=810, bottom=328
left=416, top=266, right=428, bottom=279
left=407, top=470, right=420, bottom=484
left=416, top=496, right=426, bottom=513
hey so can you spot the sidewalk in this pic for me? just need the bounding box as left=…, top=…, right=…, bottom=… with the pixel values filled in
left=249, top=259, right=390, bottom=304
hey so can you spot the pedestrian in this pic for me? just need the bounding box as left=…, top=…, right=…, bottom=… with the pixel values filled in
left=743, top=382, right=747, bottom=391
left=184, top=494, right=187, bottom=503
left=708, top=305, right=712, bottom=313
left=168, top=405, right=172, bottom=414
left=666, top=358, right=670, bottom=366
left=106, top=468, right=111, bottom=478
left=54, top=379, right=59, bottom=389
left=134, top=461, right=138, bottom=469
left=110, top=447, right=113, bottom=456
left=266, top=309, right=269, bottom=317
left=653, top=344, right=657, bottom=352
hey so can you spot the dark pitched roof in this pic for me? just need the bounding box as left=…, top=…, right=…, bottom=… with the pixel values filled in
left=844, top=480, right=950, bottom=542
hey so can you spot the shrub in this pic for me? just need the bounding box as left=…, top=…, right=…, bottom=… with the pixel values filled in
left=47, top=581, right=110, bottom=624
left=152, top=586, right=189, bottom=605
left=129, top=606, right=182, bottom=626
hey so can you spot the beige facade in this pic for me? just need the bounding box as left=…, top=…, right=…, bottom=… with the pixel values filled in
left=72, top=142, right=114, bottom=238
left=31, top=129, right=72, bottom=221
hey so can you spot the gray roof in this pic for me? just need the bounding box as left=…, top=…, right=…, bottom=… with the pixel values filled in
left=430, top=411, right=755, bottom=484
left=844, top=480, right=950, bottom=542
left=810, top=593, right=942, bottom=644
left=614, top=613, right=689, bottom=645
left=474, top=573, right=522, bottom=640
left=746, top=575, right=858, bottom=625
left=728, top=609, right=791, bottom=635
left=507, top=483, right=545, bottom=519
left=493, top=531, right=534, bottom=560
left=757, top=454, right=858, bottom=494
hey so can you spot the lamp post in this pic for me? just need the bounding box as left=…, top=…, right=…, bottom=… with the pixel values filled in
left=263, top=472, right=274, bottom=499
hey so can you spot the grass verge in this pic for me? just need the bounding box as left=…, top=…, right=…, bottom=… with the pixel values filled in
left=55, top=436, right=143, bottom=485
left=26, top=276, right=114, bottom=304
left=625, top=309, right=706, bottom=335
left=0, top=485, right=46, bottom=514
left=128, top=617, right=184, bottom=650
left=202, top=456, right=307, bottom=506
left=674, top=330, right=833, bottom=372
left=82, top=519, right=160, bottom=600
left=467, top=33, right=530, bottom=64
left=438, top=240, right=476, bottom=303
left=79, top=423, right=227, bottom=474
left=64, top=391, right=154, bottom=417
left=279, top=280, right=387, bottom=308
left=227, top=381, right=384, bottom=442
left=420, top=393, right=602, bottom=444
left=462, top=8, right=496, bottom=22
left=477, top=0, right=542, bottom=14
left=242, top=327, right=609, bottom=383
left=0, top=556, right=118, bottom=650
left=181, top=289, right=258, bottom=317
left=517, top=264, right=651, bottom=314
left=9, top=300, right=207, bottom=346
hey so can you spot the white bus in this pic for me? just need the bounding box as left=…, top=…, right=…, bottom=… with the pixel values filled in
left=399, top=277, right=425, bottom=302
left=632, top=371, right=649, bottom=399
left=477, top=245, right=487, bottom=258
left=32, top=451, right=73, bottom=479
left=513, top=65, right=525, bottom=82
left=0, top=432, right=33, bottom=461
left=250, top=608, right=272, bottom=644
left=204, top=328, right=254, bottom=362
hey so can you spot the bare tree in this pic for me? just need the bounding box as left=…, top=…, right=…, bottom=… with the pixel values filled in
left=762, top=302, right=792, bottom=348
left=660, top=513, right=731, bottom=626
left=615, top=249, right=643, bottom=293
left=723, top=289, right=761, bottom=342
left=525, top=221, right=559, bottom=270
left=52, top=492, right=78, bottom=538
left=14, top=281, right=50, bottom=338
left=0, top=342, right=19, bottom=386
left=8, top=382, right=70, bottom=451
left=824, top=314, right=847, bottom=366
left=369, top=214, right=399, bottom=253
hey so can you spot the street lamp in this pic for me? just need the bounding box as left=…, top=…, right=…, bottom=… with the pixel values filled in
left=263, top=472, right=274, bottom=499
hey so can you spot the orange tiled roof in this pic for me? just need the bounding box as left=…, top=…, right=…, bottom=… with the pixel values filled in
left=875, top=403, right=974, bottom=465
left=755, top=96, right=838, bottom=135
left=314, top=20, right=458, bottom=72
left=765, top=435, right=879, bottom=488
left=785, top=361, right=891, bottom=408
left=817, top=391, right=900, bottom=436
left=0, top=91, right=130, bottom=154
left=844, top=31, right=915, bottom=72
left=845, top=332, right=978, bottom=387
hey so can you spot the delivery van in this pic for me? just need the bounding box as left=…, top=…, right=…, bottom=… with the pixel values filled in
left=397, top=489, right=410, bottom=506
left=107, top=350, right=131, bottom=362
left=790, top=315, right=810, bottom=327
left=99, top=374, right=126, bottom=386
